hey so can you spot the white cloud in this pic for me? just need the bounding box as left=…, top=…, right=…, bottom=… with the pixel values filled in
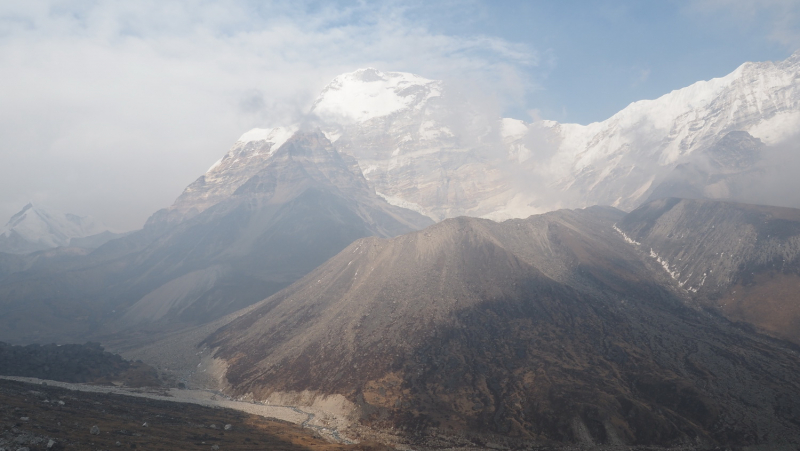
left=0, top=0, right=538, bottom=230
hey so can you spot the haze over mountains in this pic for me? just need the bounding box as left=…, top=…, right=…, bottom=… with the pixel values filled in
left=0, top=203, right=117, bottom=254
left=0, top=131, right=430, bottom=342
left=8, top=51, right=800, bottom=252
left=275, top=51, right=800, bottom=221
left=1, top=52, right=800, bottom=449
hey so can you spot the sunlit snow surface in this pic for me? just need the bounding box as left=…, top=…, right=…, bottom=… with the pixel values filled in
left=540, top=51, right=800, bottom=209
left=205, top=126, right=298, bottom=173
left=236, top=126, right=298, bottom=151
left=187, top=52, right=800, bottom=225
left=0, top=203, right=107, bottom=248
left=303, top=54, right=800, bottom=218
left=311, top=68, right=440, bottom=123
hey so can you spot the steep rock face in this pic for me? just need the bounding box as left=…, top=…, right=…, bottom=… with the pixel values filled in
left=206, top=206, right=800, bottom=447
left=115, top=132, right=431, bottom=328
left=310, top=68, right=528, bottom=221
left=146, top=127, right=298, bottom=226
left=617, top=197, right=800, bottom=344
left=0, top=203, right=112, bottom=254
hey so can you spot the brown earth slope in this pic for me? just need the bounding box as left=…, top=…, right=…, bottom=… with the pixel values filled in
left=206, top=206, right=800, bottom=448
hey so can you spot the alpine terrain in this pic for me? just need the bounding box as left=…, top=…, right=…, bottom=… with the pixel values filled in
left=203, top=202, right=800, bottom=448
left=0, top=131, right=431, bottom=343
left=238, top=51, right=800, bottom=220
left=0, top=51, right=799, bottom=451
left=617, top=197, right=800, bottom=345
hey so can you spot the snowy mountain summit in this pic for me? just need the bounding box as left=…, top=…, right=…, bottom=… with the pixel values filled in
left=150, top=125, right=300, bottom=224
left=172, top=51, right=800, bottom=226
left=0, top=203, right=109, bottom=254
left=311, top=68, right=442, bottom=123
left=544, top=50, right=800, bottom=210
left=310, top=68, right=532, bottom=221
left=310, top=54, right=800, bottom=219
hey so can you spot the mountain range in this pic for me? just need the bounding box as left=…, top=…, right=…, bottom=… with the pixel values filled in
left=1, top=52, right=800, bottom=449
left=223, top=51, right=797, bottom=222
left=8, top=51, right=800, bottom=252
left=204, top=200, right=800, bottom=448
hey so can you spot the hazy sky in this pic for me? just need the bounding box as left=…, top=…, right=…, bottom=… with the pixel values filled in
left=1, top=0, right=798, bottom=230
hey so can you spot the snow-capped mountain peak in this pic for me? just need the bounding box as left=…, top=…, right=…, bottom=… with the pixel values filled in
left=203, top=125, right=299, bottom=176
left=542, top=51, right=800, bottom=210
left=0, top=203, right=108, bottom=253
left=311, top=68, right=441, bottom=123
left=160, top=51, right=800, bottom=229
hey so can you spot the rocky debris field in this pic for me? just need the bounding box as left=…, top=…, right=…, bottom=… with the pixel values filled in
left=0, top=378, right=389, bottom=451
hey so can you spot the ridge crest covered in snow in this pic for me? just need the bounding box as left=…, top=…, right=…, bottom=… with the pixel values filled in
left=0, top=203, right=109, bottom=253
left=165, top=51, right=800, bottom=227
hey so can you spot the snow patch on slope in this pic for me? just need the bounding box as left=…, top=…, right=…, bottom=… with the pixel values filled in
left=613, top=224, right=641, bottom=246
left=237, top=126, right=298, bottom=151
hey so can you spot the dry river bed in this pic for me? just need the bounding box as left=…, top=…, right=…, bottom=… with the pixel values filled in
left=0, top=375, right=388, bottom=451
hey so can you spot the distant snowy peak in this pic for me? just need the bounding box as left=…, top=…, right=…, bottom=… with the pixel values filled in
left=4, top=202, right=35, bottom=230
left=158, top=128, right=361, bottom=224
left=159, top=132, right=293, bottom=224
left=311, top=68, right=442, bottom=123
left=204, top=126, right=299, bottom=174
left=161, top=51, right=800, bottom=230
left=540, top=50, right=800, bottom=210
left=0, top=203, right=108, bottom=253
left=315, top=52, right=800, bottom=218
left=551, top=50, right=800, bottom=164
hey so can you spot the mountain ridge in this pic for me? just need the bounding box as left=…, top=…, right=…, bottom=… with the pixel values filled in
left=215, top=51, right=800, bottom=225
left=204, top=203, right=800, bottom=447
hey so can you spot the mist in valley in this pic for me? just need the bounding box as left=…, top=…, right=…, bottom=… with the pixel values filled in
left=2, top=2, right=800, bottom=450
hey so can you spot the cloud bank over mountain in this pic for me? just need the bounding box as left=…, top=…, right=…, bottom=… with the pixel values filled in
left=0, top=1, right=538, bottom=230
left=2, top=1, right=800, bottom=230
